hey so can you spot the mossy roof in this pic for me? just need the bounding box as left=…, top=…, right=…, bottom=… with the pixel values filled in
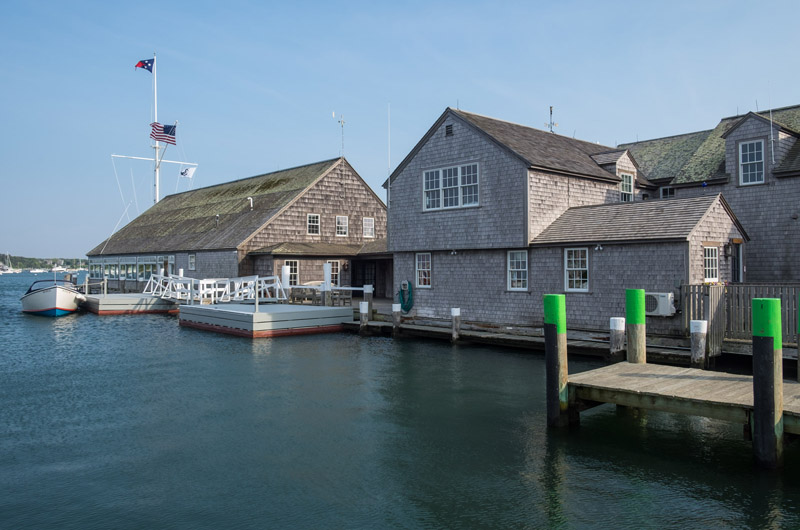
left=87, top=158, right=342, bottom=255
left=621, top=105, right=800, bottom=185
left=249, top=238, right=388, bottom=257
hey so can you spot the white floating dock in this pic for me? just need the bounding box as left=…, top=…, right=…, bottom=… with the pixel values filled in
left=82, top=293, right=180, bottom=315
left=179, top=303, right=354, bottom=338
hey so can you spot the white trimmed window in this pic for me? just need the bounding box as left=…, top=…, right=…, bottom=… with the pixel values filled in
left=620, top=173, right=633, bottom=202
left=564, top=248, right=589, bottom=292
left=336, top=216, right=348, bottom=236
left=363, top=217, right=375, bottom=238
left=188, top=254, right=196, bottom=271
left=285, top=260, right=299, bottom=286
left=423, top=163, right=479, bottom=210
left=739, top=140, right=764, bottom=185
left=327, top=260, right=340, bottom=287
left=703, top=247, right=719, bottom=282
left=307, top=214, right=320, bottom=235
left=416, top=253, right=432, bottom=288
left=507, top=250, right=528, bottom=291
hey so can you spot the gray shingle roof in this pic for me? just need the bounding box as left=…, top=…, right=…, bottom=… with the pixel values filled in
left=88, top=158, right=342, bottom=256
left=590, top=150, right=627, bottom=165
left=249, top=238, right=388, bottom=257
left=531, top=194, right=746, bottom=245
left=452, top=110, right=619, bottom=181
left=621, top=105, right=800, bottom=185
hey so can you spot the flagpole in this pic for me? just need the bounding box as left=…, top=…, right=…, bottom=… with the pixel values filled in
left=153, top=52, right=160, bottom=204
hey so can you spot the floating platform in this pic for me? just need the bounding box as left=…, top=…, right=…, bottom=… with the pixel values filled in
left=179, top=303, right=354, bottom=338
left=82, top=293, right=180, bottom=315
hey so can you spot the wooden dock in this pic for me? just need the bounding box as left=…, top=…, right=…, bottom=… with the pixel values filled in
left=82, top=293, right=179, bottom=315
left=569, top=362, right=800, bottom=435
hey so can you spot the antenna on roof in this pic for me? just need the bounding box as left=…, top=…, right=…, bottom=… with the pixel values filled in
left=332, top=111, right=345, bottom=156
left=545, top=106, right=558, bottom=133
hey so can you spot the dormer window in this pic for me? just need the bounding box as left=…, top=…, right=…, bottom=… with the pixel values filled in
left=739, top=140, right=764, bottom=185
left=620, top=173, right=633, bottom=202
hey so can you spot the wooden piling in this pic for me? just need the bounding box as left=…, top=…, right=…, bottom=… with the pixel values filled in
left=451, top=308, right=461, bottom=343
left=364, top=284, right=374, bottom=318
left=752, top=298, right=783, bottom=469
left=544, top=294, right=569, bottom=428
left=626, top=289, right=646, bottom=364
left=392, top=303, right=402, bottom=337
left=690, top=320, right=708, bottom=369
left=359, top=301, right=369, bottom=335
left=609, top=317, right=625, bottom=361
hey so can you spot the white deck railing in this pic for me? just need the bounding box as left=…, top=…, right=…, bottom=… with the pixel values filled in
left=142, top=274, right=288, bottom=305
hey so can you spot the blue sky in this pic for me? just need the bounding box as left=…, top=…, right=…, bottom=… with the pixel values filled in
left=2, top=1, right=798, bottom=258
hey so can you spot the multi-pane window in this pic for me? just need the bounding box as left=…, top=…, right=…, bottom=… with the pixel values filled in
left=423, top=163, right=479, bottom=210
left=285, top=260, right=299, bottom=286
left=507, top=250, right=528, bottom=291
left=336, top=215, right=348, bottom=236
left=660, top=187, right=675, bottom=199
left=739, top=140, right=764, bottom=185
left=363, top=217, right=375, bottom=238
left=307, top=214, right=320, bottom=235
left=327, top=260, right=340, bottom=287
left=416, top=253, right=431, bottom=288
left=703, top=247, right=719, bottom=282
left=564, top=248, right=589, bottom=292
left=424, top=170, right=441, bottom=209
left=188, top=254, right=196, bottom=271
left=620, top=174, right=633, bottom=202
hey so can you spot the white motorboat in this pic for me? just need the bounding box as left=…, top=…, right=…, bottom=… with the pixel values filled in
left=20, top=279, right=86, bottom=317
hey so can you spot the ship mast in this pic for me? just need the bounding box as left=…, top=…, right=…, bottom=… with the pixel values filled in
left=153, top=52, right=161, bottom=204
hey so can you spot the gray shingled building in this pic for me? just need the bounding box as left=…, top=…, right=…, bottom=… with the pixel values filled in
left=622, top=105, right=800, bottom=281
left=87, top=158, right=392, bottom=296
left=385, top=108, right=746, bottom=333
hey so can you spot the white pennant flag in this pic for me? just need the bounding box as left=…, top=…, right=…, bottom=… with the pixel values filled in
left=180, top=167, right=196, bottom=179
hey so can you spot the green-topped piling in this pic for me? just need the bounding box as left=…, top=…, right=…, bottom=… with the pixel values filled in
left=752, top=298, right=783, bottom=469
left=626, top=289, right=646, bottom=364
left=544, top=294, right=569, bottom=428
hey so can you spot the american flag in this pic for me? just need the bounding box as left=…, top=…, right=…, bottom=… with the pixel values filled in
left=150, top=122, right=176, bottom=145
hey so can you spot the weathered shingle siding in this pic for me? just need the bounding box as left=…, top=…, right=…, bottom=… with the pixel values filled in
left=528, top=170, right=617, bottom=239
left=242, top=161, right=386, bottom=255
left=687, top=200, right=746, bottom=284
left=193, top=250, right=239, bottom=278
left=677, top=117, right=800, bottom=281
left=388, top=116, right=529, bottom=251
left=394, top=243, right=687, bottom=334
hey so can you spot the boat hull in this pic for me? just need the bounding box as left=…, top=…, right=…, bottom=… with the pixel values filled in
left=21, top=285, right=81, bottom=316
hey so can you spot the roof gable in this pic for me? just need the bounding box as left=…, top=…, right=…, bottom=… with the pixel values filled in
left=385, top=108, right=618, bottom=187
left=88, top=158, right=344, bottom=255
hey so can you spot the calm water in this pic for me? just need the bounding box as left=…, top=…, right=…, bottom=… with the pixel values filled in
left=2, top=273, right=800, bottom=528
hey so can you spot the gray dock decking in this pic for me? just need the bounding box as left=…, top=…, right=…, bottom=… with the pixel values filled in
left=568, top=362, right=800, bottom=435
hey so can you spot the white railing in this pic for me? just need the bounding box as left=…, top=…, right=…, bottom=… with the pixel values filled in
left=141, top=274, right=287, bottom=305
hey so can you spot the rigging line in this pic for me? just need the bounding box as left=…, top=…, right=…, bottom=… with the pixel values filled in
left=99, top=201, right=134, bottom=255
left=130, top=167, right=140, bottom=216
left=111, top=157, right=130, bottom=222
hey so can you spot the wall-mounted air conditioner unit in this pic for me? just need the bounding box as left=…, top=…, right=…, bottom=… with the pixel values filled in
left=644, top=292, right=676, bottom=316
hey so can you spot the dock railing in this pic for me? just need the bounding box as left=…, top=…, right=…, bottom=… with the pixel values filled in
left=683, top=283, right=800, bottom=346
left=143, top=273, right=288, bottom=305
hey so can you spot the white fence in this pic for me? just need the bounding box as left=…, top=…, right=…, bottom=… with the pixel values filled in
left=143, top=274, right=288, bottom=304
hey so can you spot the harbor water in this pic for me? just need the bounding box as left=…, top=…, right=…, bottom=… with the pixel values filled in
left=2, top=272, right=800, bottom=528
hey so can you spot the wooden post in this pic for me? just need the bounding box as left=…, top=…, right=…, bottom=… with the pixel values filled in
left=392, top=303, right=402, bottom=337
left=103, top=278, right=107, bottom=296
left=359, top=301, right=369, bottom=335
left=254, top=276, right=259, bottom=313
left=364, top=284, right=374, bottom=319
left=84, top=274, right=89, bottom=295
left=451, top=308, right=461, bottom=343
left=690, top=320, right=708, bottom=369
left=322, top=263, right=332, bottom=307
left=752, top=298, right=783, bottom=469
left=544, top=294, right=569, bottom=428
left=281, top=265, right=291, bottom=302
left=609, top=317, right=625, bottom=361
left=626, top=289, right=646, bottom=364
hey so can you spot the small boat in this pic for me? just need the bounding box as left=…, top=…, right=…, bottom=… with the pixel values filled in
left=50, top=265, right=68, bottom=273
left=20, top=279, right=86, bottom=316
left=28, top=268, right=47, bottom=274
